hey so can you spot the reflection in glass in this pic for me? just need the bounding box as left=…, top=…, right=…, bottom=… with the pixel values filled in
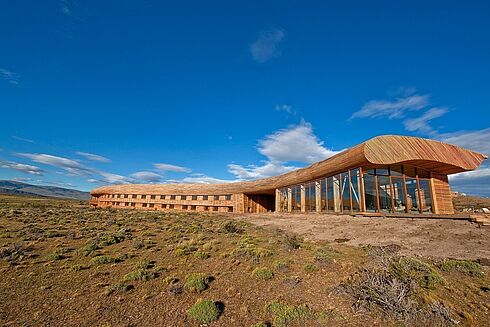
left=405, top=178, right=420, bottom=213
left=305, top=183, right=311, bottom=212
left=418, top=179, right=433, bottom=213
left=327, top=176, right=335, bottom=212
left=377, top=176, right=392, bottom=212
left=333, top=175, right=341, bottom=212
left=321, top=179, right=327, bottom=211
left=363, top=174, right=377, bottom=212
left=279, top=188, right=288, bottom=212
left=305, top=182, right=316, bottom=212
left=341, top=173, right=351, bottom=211
left=291, top=185, right=301, bottom=212
left=350, top=168, right=361, bottom=212
left=391, top=177, right=406, bottom=213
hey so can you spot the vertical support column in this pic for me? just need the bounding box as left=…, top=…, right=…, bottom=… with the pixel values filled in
left=359, top=167, right=366, bottom=212
left=275, top=189, right=281, bottom=213
left=235, top=194, right=245, bottom=213
left=315, top=181, right=321, bottom=212
left=287, top=188, right=292, bottom=212
left=429, top=172, right=439, bottom=214
left=300, top=184, right=306, bottom=213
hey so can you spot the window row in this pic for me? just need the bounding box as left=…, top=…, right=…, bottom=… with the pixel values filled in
left=278, top=165, right=434, bottom=214
left=101, top=194, right=233, bottom=201
left=105, top=201, right=233, bottom=212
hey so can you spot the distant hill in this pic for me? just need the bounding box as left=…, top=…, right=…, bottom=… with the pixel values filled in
left=0, top=180, right=90, bottom=200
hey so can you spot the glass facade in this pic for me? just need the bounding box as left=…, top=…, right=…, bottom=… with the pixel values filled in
left=278, top=164, right=434, bottom=215
left=350, top=168, right=361, bottom=212
left=291, top=185, right=301, bottom=212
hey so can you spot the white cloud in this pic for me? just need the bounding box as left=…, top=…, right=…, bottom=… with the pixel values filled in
left=76, top=151, right=111, bottom=163
left=46, top=181, right=76, bottom=188
left=258, top=121, right=339, bottom=163
left=0, top=68, right=19, bottom=85
left=450, top=166, right=490, bottom=181
left=228, top=162, right=297, bottom=180
left=58, top=0, right=86, bottom=21
left=449, top=165, right=490, bottom=197
left=228, top=121, right=340, bottom=180
left=439, top=128, right=490, bottom=156
left=351, top=92, right=429, bottom=120
left=0, top=160, right=44, bottom=175
left=168, top=174, right=232, bottom=184
left=87, top=178, right=98, bottom=183
left=250, top=28, right=285, bottom=63
left=130, top=171, right=163, bottom=183
left=403, top=107, right=449, bottom=136
left=153, top=163, right=191, bottom=173
left=99, top=171, right=133, bottom=184
left=16, top=153, right=93, bottom=176
left=275, top=104, right=295, bottom=115
left=12, top=135, right=34, bottom=143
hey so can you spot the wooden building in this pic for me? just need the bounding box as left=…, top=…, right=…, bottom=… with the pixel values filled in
left=90, top=135, right=486, bottom=216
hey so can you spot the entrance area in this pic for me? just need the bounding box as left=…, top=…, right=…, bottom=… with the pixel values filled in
left=244, top=193, right=275, bottom=213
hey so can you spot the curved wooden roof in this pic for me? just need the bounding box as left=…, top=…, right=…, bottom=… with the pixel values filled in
left=91, top=135, right=486, bottom=196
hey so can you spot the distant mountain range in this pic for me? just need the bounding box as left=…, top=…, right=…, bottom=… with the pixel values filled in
left=0, top=180, right=90, bottom=200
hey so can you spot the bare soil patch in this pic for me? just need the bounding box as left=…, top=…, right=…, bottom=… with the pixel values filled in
left=234, top=213, right=490, bottom=261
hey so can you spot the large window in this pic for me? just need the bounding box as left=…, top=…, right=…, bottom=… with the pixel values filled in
left=418, top=179, right=433, bottom=213
left=391, top=177, right=407, bottom=213
left=278, top=188, right=288, bottom=212
left=405, top=178, right=420, bottom=214
left=341, top=173, right=350, bottom=211
left=291, top=185, right=301, bottom=212
left=333, top=175, right=341, bottom=212
left=350, top=168, right=361, bottom=212
left=321, top=179, right=327, bottom=211
left=363, top=173, right=377, bottom=212
left=305, top=182, right=316, bottom=212
left=377, top=176, right=392, bottom=212
left=327, top=176, right=335, bottom=212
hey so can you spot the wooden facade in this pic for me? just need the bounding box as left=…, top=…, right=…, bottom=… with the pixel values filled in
left=90, top=135, right=486, bottom=216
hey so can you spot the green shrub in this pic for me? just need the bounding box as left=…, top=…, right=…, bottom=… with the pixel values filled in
left=91, top=255, right=116, bottom=265
left=174, top=244, right=198, bottom=256
left=232, top=236, right=273, bottom=261
left=314, top=246, right=338, bottom=265
left=265, top=301, right=313, bottom=327
left=273, top=259, right=291, bottom=271
left=439, top=259, right=483, bottom=276
left=123, top=269, right=157, bottom=282
left=194, top=251, right=211, bottom=259
left=77, top=242, right=99, bottom=257
left=283, top=234, right=302, bottom=250
left=71, top=264, right=87, bottom=271
left=222, top=220, right=244, bottom=234
left=47, top=251, right=65, bottom=261
left=389, top=257, right=444, bottom=290
left=136, top=258, right=154, bottom=269
left=303, top=263, right=318, bottom=273
left=184, top=273, right=213, bottom=292
left=252, top=267, right=274, bottom=280
left=187, top=299, right=221, bottom=324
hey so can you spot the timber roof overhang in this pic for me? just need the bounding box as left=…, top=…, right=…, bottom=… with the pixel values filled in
left=91, top=135, right=487, bottom=196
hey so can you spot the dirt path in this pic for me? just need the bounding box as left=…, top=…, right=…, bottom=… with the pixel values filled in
left=233, top=213, right=490, bottom=261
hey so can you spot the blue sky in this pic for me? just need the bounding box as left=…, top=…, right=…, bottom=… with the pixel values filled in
left=1, top=1, right=489, bottom=195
